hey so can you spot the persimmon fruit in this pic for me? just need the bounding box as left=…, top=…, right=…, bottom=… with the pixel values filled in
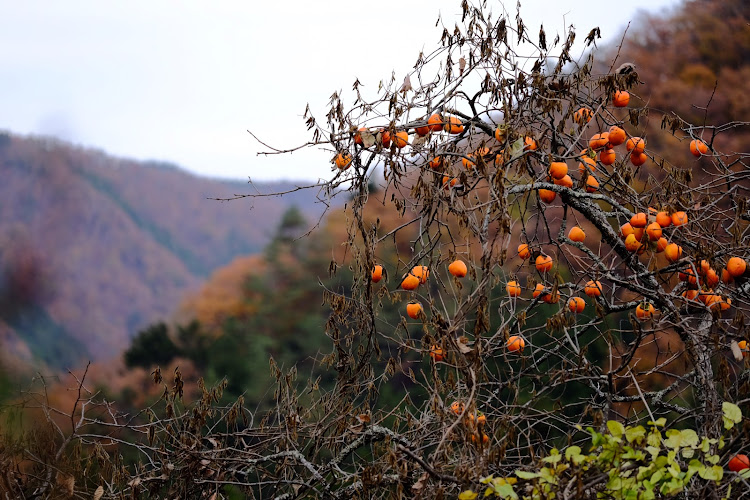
left=335, top=152, right=352, bottom=170
left=586, top=175, right=599, bottom=193
left=549, top=162, right=568, bottom=180
left=406, top=301, right=422, bottom=319
left=690, top=139, right=708, bottom=157
left=589, top=133, right=609, bottom=151
left=630, top=152, right=648, bottom=166
left=411, top=265, right=429, bottom=284
left=401, top=273, right=420, bottom=290
left=569, top=296, right=585, bottom=314
left=448, top=259, right=468, bottom=277
left=608, top=126, right=626, bottom=146
left=599, top=148, right=616, bottom=165
left=665, top=243, right=683, bottom=262
left=646, top=222, right=662, bottom=241
left=574, top=107, right=593, bottom=124
left=568, top=226, right=586, bottom=242
left=626, top=137, right=645, bottom=154
left=727, top=257, right=747, bottom=278
left=630, top=212, right=648, bottom=228
left=445, top=116, right=464, bottom=134
left=538, top=189, right=556, bottom=203
left=613, top=90, right=630, bottom=107
left=554, top=174, right=574, bottom=188
left=535, top=254, right=553, bottom=273
left=729, top=454, right=750, bottom=473
left=507, top=335, right=525, bottom=352
left=393, top=131, right=409, bottom=148
left=427, top=114, right=443, bottom=131
left=518, top=243, right=531, bottom=259
left=656, top=211, right=672, bottom=228
left=584, top=280, right=602, bottom=297
left=636, top=302, right=657, bottom=320
left=671, top=211, right=688, bottom=226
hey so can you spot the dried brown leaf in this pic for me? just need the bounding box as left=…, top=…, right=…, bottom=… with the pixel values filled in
left=361, top=129, right=376, bottom=148
left=411, top=472, right=429, bottom=493
left=730, top=340, right=743, bottom=362
left=401, top=74, right=413, bottom=93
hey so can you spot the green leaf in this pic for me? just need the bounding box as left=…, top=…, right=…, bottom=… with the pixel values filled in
left=687, top=459, right=704, bottom=480
left=651, top=470, right=663, bottom=484
left=647, top=430, right=662, bottom=448
left=699, top=465, right=723, bottom=481
left=565, top=446, right=581, bottom=461
left=680, top=429, right=699, bottom=447
left=508, top=138, right=525, bottom=160
left=642, top=488, right=656, bottom=500
left=495, top=483, right=518, bottom=499
left=542, top=453, right=562, bottom=464
left=625, top=425, right=646, bottom=443
left=648, top=418, right=667, bottom=427
left=664, top=429, right=682, bottom=449
left=539, top=467, right=558, bottom=484
left=706, top=454, right=720, bottom=465
left=722, top=402, right=742, bottom=430
left=607, top=420, right=625, bottom=438
left=607, top=475, right=623, bottom=491
left=515, top=470, right=540, bottom=480
left=662, top=478, right=685, bottom=495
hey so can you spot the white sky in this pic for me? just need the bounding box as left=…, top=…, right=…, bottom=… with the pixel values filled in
left=0, top=0, right=680, bottom=182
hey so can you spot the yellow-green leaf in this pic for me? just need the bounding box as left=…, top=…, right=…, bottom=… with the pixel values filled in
left=495, top=484, right=518, bottom=499
left=565, top=446, right=582, bottom=461
left=680, top=429, right=699, bottom=447
left=459, top=490, right=478, bottom=500
left=515, top=470, right=540, bottom=480
left=722, top=402, right=742, bottom=430
left=625, top=425, right=646, bottom=443
left=607, top=420, right=625, bottom=438
left=699, top=465, right=723, bottom=482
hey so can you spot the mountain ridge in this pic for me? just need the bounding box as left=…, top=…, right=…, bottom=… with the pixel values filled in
left=0, top=131, right=327, bottom=369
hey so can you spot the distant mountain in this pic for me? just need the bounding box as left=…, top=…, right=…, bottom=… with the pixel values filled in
left=0, top=132, right=327, bottom=368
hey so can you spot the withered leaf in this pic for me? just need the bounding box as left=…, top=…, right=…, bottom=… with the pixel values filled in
left=730, top=340, right=743, bottom=362
left=411, top=472, right=430, bottom=492
left=401, top=74, right=413, bottom=93
left=361, top=129, right=376, bottom=148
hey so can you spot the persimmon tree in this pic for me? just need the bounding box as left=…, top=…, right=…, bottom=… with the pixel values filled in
left=3, top=0, right=750, bottom=498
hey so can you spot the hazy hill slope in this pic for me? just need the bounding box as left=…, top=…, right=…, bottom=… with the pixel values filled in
left=600, top=0, right=750, bottom=158
left=0, top=133, right=324, bottom=366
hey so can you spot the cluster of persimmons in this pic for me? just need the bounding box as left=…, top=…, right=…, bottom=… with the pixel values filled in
left=342, top=85, right=741, bottom=358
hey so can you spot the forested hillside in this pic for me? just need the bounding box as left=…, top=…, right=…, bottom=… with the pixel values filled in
left=601, top=0, right=750, bottom=157
left=0, top=133, right=325, bottom=368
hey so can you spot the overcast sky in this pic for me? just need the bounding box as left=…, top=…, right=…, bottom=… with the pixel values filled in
left=0, top=0, right=680, bottom=182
